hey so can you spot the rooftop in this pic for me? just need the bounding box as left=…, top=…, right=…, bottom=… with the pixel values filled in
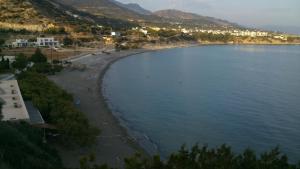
left=0, top=80, right=30, bottom=121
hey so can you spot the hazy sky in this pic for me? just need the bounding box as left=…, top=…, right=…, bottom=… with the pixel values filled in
left=118, top=0, right=300, bottom=32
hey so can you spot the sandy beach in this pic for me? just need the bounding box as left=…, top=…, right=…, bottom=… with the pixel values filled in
left=49, top=49, right=150, bottom=168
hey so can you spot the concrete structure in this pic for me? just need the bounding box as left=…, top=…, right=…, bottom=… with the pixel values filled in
left=2, top=56, right=16, bottom=63
left=12, top=39, right=28, bottom=48
left=36, top=37, right=60, bottom=47
left=0, top=80, right=30, bottom=121
left=25, top=101, right=44, bottom=125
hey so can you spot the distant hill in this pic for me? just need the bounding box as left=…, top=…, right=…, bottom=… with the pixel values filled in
left=154, top=9, right=239, bottom=29
left=109, top=0, right=152, bottom=15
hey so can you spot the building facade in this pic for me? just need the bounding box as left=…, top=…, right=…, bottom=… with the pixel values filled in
left=36, top=37, right=60, bottom=47
left=12, top=39, right=28, bottom=48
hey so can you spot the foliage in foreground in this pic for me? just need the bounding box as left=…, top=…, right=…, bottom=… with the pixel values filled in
left=0, top=121, right=63, bottom=169
left=78, top=145, right=300, bottom=169
left=17, top=72, right=100, bottom=146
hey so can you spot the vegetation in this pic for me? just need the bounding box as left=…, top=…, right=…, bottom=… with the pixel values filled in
left=0, top=39, right=5, bottom=54
left=78, top=145, right=300, bottom=169
left=0, top=102, right=3, bottom=120
left=44, top=27, right=67, bottom=34
left=0, top=57, right=10, bottom=72
left=12, top=53, right=28, bottom=70
left=158, top=30, right=178, bottom=38
left=63, top=37, right=74, bottom=46
left=0, top=39, right=10, bottom=72
left=0, top=121, right=63, bottom=169
left=18, top=72, right=99, bottom=146
left=195, top=32, right=233, bottom=42
left=0, top=39, right=5, bottom=46
left=0, top=28, right=31, bottom=34
left=29, top=48, right=47, bottom=63
left=287, top=36, right=300, bottom=43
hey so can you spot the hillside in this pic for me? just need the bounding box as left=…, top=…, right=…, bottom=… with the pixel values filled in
left=109, top=0, right=152, bottom=15
left=154, top=9, right=239, bottom=29
left=1, top=0, right=241, bottom=33
left=0, top=0, right=134, bottom=32
left=59, top=0, right=240, bottom=29
left=0, top=0, right=53, bottom=31
left=59, top=0, right=153, bottom=21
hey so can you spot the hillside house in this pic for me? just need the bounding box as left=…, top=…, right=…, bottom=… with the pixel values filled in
left=36, top=37, right=60, bottom=47
left=12, top=39, right=28, bottom=48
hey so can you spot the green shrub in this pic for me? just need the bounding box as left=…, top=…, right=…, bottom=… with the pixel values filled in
left=0, top=121, right=63, bottom=169
left=18, top=72, right=100, bottom=146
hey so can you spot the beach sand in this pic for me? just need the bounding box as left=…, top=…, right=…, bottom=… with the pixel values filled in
left=49, top=49, right=148, bottom=168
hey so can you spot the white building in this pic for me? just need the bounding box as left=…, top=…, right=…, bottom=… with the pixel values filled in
left=12, top=39, right=28, bottom=48
left=140, top=29, right=148, bottom=35
left=2, top=56, right=16, bottom=63
left=36, top=37, right=60, bottom=47
left=0, top=80, right=30, bottom=121
left=111, top=32, right=121, bottom=37
left=274, top=35, right=287, bottom=40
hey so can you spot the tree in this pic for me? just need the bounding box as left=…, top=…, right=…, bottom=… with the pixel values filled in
left=0, top=121, right=63, bottom=169
left=0, top=39, right=5, bottom=55
left=0, top=39, right=5, bottom=46
left=0, top=102, right=3, bottom=120
left=12, top=53, right=28, bottom=70
left=0, top=56, right=10, bottom=72
left=18, top=72, right=100, bottom=146
left=63, top=37, right=73, bottom=46
left=29, top=48, right=47, bottom=63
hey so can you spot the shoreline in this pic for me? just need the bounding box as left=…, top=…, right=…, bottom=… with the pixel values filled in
left=97, top=49, right=152, bottom=153
left=49, top=43, right=298, bottom=168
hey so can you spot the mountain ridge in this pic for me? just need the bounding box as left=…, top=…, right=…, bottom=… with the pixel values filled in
left=154, top=9, right=239, bottom=28
left=58, top=0, right=239, bottom=28
left=109, top=0, right=152, bottom=15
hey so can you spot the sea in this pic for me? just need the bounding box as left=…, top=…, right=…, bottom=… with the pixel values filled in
left=102, top=45, right=300, bottom=162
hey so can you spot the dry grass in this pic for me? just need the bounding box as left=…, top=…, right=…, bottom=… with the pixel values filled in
left=2, top=47, right=82, bottom=60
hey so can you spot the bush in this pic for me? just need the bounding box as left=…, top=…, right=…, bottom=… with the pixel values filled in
left=195, top=32, right=233, bottom=42
left=63, top=37, right=73, bottom=46
left=12, top=53, right=28, bottom=70
left=0, top=56, right=10, bottom=72
left=30, top=48, right=47, bottom=63
left=0, top=121, right=63, bottom=169
left=122, top=145, right=300, bottom=169
left=44, top=27, right=66, bottom=34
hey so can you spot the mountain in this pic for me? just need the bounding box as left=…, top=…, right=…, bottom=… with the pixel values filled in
left=1, top=0, right=241, bottom=32
left=59, top=0, right=152, bottom=21
left=0, top=0, right=135, bottom=31
left=59, top=0, right=239, bottom=28
left=109, top=0, right=152, bottom=15
left=122, top=3, right=152, bottom=15
left=154, top=9, right=239, bottom=28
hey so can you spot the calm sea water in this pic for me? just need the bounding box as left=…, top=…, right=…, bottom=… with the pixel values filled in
left=102, top=45, right=300, bottom=162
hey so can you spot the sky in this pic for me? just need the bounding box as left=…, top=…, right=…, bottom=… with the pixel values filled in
left=118, top=0, right=300, bottom=34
